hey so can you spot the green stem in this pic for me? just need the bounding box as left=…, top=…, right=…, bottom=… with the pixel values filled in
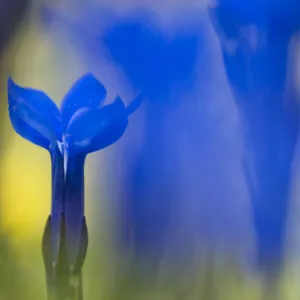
left=42, top=215, right=88, bottom=300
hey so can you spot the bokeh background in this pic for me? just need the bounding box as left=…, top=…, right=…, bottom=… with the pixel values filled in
left=1, top=0, right=300, bottom=299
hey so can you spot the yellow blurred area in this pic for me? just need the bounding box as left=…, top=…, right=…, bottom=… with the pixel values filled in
left=1, top=129, right=50, bottom=243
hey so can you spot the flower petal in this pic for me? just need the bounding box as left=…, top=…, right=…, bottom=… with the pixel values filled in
left=126, top=93, right=144, bottom=115
left=8, top=78, right=62, bottom=149
left=65, top=97, right=128, bottom=155
left=60, top=73, right=107, bottom=130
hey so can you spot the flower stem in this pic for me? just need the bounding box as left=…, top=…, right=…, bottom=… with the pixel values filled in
left=42, top=214, right=88, bottom=300
left=42, top=149, right=88, bottom=300
left=64, top=154, right=86, bottom=269
left=50, top=147, right=64, bottom=265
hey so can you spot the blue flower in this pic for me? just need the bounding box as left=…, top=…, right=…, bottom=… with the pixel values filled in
left=103, top=14, right=204, bottom=259
left=208, top=0, right=300, bottom=26
left=8, top=73, right=142, bottom=269
left=209, top=2, right=299, bottom=273
left=103, top=13, right=201, bottom=102
left=39, top=5, right=201, bottom=103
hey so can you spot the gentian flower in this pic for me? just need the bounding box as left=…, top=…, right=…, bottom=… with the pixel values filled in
left=7, top=73, right=142, bottom=292
left=103, top=14, right=202, bottom=259
left=102, top=12, right=247, bottom=267
left=208, top=0, right=300, bottom=274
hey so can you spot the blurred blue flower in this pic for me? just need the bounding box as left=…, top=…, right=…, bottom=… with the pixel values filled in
left=209, top=0, right=300, bottom=26
left=103, top=14, right=200, bottom=102
left=209, top=1, right=300, bottom=273
left=102, top=13, right=206, bottom=260
left=40, top=5, right=200, bottom=102
left=103, top=11, right=249, bottom=266
left=7, top=73, right=142, bottom=268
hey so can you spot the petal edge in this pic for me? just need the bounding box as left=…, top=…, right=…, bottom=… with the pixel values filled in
left=7, top=77, right=62, bottom=149
left=60, top=73, right=107, bottom=130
